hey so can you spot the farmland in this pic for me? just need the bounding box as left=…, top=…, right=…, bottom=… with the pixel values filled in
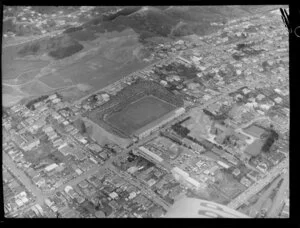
left=106, top=95, right=176, bottom=136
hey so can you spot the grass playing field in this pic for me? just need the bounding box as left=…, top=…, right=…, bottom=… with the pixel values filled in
left=106, top=95, right=176, bottom=136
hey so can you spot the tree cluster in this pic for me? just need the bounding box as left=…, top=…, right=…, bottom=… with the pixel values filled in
left=262, top=129, right=279, bottom=153
left=26, top=95, right=49, bottom=110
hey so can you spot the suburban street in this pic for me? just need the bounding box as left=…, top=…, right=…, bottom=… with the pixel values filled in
left=247, top=174, right=283, bottom=217
left=109, top=166, right=171, bottom=210
left=267, top=166, right=289, bottom=217
left=227, top=157, right=288, bottom=209
left=3, top=152, right=45, bottom=205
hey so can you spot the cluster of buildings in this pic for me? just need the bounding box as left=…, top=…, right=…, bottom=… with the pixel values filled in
left=3, top=90, right=128, bottom=217
left=3, top=165, right=34, bottom=215
left=3, top=6, right=92, bottom=39
left=114, top=152, right=186, bottom=206
left=3, top=7, right=289, bottom=218
left=52, top=167, right=165, bottom=218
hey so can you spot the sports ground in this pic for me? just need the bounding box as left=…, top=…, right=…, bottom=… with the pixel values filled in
left=106, top=95, right=176, bottom=136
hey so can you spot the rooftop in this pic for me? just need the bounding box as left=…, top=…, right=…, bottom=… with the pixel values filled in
left=244, top=139, right=264, bottom=156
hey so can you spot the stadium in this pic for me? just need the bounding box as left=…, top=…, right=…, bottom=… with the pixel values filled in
left=164, top=196, right=250, bottom=218
left=87, top=80, right=184, bottom=140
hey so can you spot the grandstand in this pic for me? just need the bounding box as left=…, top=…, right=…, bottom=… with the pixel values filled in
left=135, top=107, right=185, bottom=139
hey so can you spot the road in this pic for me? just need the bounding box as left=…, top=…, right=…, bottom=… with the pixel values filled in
left=227, top=158, right=288, bottom=210
left=267, top=167, right=289, bottom=217
left=3, top=152, right=46, bottom=206
left=246, top=175, right=283, bottom=217
left=109, top=166, right=171, bottom=210
left=3, top=30, right=63, bottom=49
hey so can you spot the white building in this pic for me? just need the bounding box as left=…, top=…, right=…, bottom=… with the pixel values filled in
left=171, top=167, right=206, bottom=189
left=45, top=163, right=58, bottom=172
left=217, top=161, right=230, bottom=169
left=138, top=146, right=163, bottom=163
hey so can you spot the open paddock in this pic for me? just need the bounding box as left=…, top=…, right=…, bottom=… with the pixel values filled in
left=2, top=94, right=24, bottom=107
left=2, top=85, right=26, bottom=107
left=2, top=84, right=16, bottom=94
left=18, top=68, right=41, bottom=80
left=3, top=59, right=49, bottom=80
left=38, top=30, right=149, bottom=91
left=39, top=50, right=149, bottom=91
left=58, top=84, right=92, bottom=102
left=19, top=80, right=54, bottom=96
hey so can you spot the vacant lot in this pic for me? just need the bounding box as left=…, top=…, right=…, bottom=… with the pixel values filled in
left=3, top=43, right=50, bottom=80
left=3, top=69, right=42, bottom=86
left=106, top=95, right=176, bottom=135
left=57, top=84, right=92, bottom=103
left=19, top=80, right=53, bottom=96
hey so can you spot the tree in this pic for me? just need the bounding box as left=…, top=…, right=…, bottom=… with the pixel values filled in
left=80, top=121, right=87, bottom=134
left=56, top=212, right=61, bottom=218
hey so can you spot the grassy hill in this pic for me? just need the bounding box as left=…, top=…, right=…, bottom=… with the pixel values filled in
left=16, top=6, right=282, bottom=60
left=18, top=34, right=84, bottom=59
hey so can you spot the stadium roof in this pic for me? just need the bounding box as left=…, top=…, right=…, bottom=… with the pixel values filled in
left=164, top=197, right=249, bottom=218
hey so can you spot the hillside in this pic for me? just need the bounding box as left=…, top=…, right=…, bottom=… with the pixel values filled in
left=17, top=34, right=84, bottom=59
left=15, top=6, right=283, bottom=60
